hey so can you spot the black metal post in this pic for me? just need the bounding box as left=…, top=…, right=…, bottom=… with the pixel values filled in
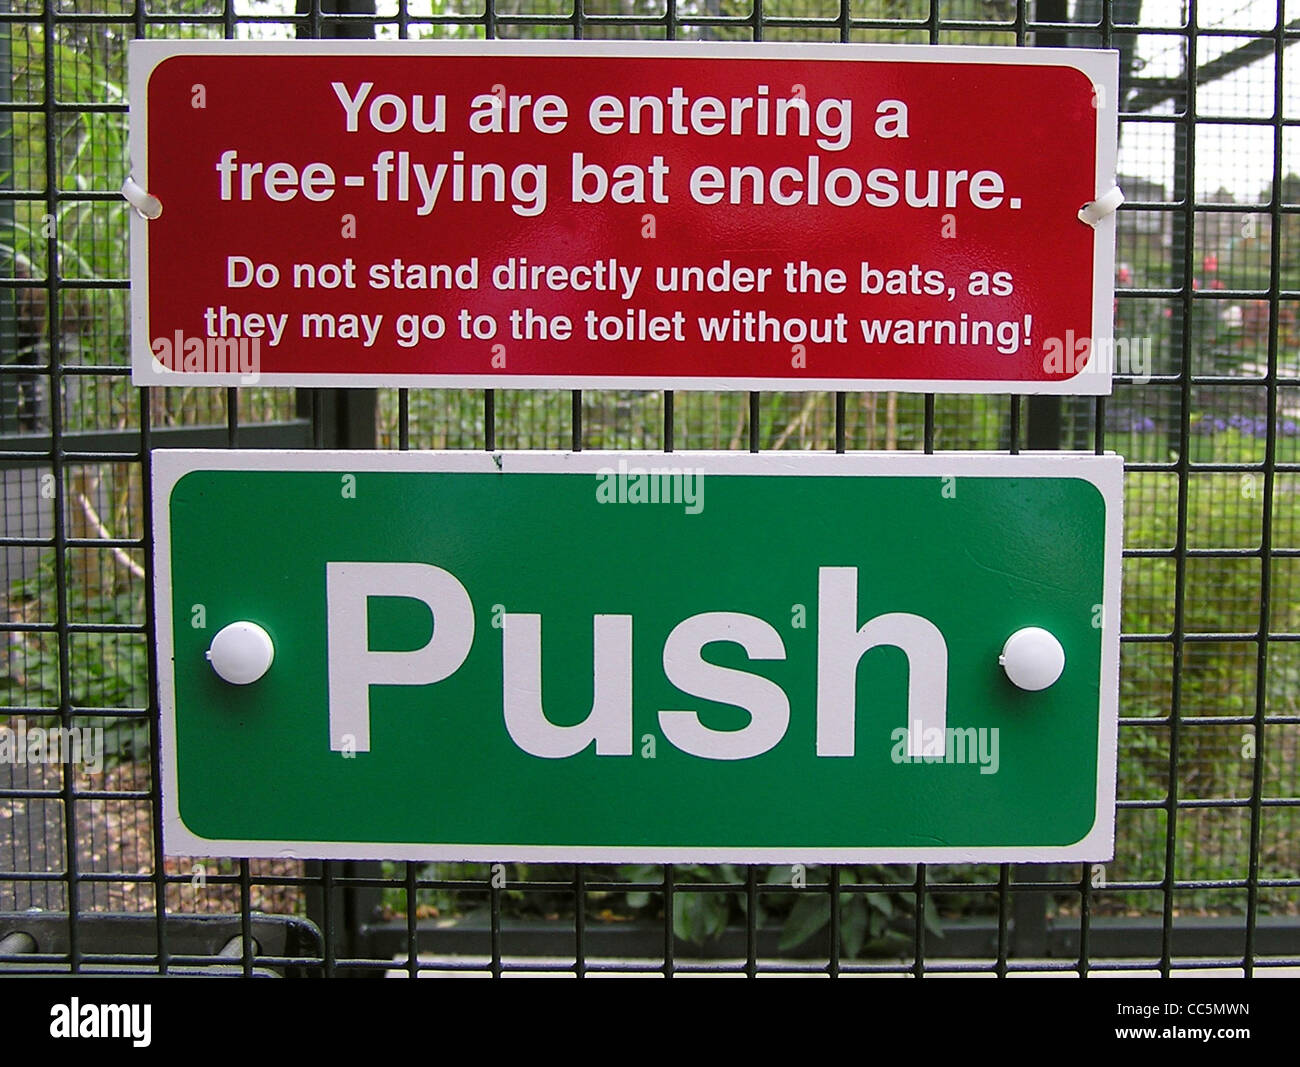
left=296, top=0, right=383, bottom=974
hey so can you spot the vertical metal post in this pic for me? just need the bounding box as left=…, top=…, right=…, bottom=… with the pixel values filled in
left=0, top=0, right=15, bottom=432
left=1029, top=0, right=1070, bottom=452
left=297, top=0, right=382, bottom=975
left=1011, top=864, right=1051, bottom=958
left=294, top=0, right=378, bottom=452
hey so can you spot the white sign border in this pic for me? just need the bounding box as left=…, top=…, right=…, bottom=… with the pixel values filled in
left=153, top=448, right=1123, bottom=864
left=128, top=40, right=1119, bottom=395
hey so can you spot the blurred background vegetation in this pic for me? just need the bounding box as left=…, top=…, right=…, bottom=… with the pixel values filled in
left=0, top=0, right=1296, bottom=956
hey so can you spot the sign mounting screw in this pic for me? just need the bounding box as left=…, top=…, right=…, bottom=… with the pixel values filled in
left=206, top=621, right=275, bottom=685
left=121, top=176, right=162, bottom=220
left=1000, top=627, right=1065, bottom=691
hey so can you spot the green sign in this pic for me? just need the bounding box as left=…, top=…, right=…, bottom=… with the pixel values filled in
left=154, top=450, right=1121, bottom=862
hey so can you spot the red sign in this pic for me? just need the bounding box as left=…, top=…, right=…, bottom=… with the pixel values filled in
left=128, top=41, right=1118, bottom=393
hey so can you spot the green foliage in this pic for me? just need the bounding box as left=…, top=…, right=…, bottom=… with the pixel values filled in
left=2, top=6, right=1293, bottom=932
left=7, top=29, right=129, bottom=253
left=1, top=548, right=150, bottom=765
left=2, top=551, right=145, bottom=705
left=766, top=866, right=942, bottom=957
left=379, top=860, right=939, bottom=956
left=1115, top=470, right=1300, bottom=908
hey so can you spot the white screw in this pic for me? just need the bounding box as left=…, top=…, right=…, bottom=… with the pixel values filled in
left=1000, top=627, right=1065, bottom=691
left=206, top=621, right=275, bottom=685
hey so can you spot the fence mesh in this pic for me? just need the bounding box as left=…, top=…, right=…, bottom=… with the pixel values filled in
left=0, top=0, right=1297, bottom=976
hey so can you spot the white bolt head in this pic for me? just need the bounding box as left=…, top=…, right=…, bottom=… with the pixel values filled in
left=1000, top=627, right=1065, bottom=691
left=206, top=621, right=275, bottom=685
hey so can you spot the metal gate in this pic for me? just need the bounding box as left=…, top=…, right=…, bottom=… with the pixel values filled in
left=1, top=0, right=1298, bottom=977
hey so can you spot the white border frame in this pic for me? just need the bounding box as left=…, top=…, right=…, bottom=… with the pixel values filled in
left=128, top=40, right=1119, bottom=394
left=153, top=449, right=1123, bottom=863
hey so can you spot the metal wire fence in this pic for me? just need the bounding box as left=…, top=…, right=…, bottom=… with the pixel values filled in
left=0, top=0, right=1298, bottom=976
